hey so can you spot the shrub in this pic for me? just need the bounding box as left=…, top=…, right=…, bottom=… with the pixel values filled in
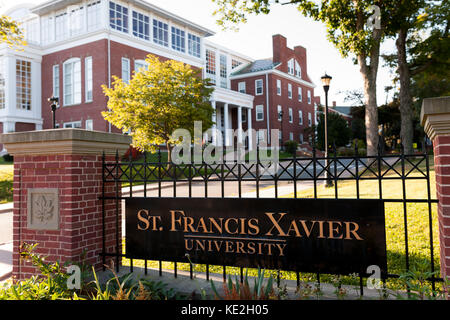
left=284, top=140, right=299, bottom=156
left=2, top=154, right=13, bottom=163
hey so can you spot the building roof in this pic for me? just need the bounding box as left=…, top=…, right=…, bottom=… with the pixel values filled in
left=330, top=106, right=353, bottom=118
left=230, top=59, right=281, bottom=76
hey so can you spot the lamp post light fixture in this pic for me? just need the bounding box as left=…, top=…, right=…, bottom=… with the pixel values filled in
left=48, top=96, right=59, bottom=129
left=321, top=73, right=333, bottom=187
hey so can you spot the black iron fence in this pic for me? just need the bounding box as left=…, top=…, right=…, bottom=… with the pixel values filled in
left=100, top=144, right=442, bottom=296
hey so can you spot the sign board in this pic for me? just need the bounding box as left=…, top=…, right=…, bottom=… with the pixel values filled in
left=126, top=198, right=387, bottom=275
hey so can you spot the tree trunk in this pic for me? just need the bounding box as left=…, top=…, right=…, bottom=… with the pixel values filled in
left=396, top=28, right=414, bottom=155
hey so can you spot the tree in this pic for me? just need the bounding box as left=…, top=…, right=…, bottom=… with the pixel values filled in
left=212, top=0, right=396, bottom=156
left=102, top=55, right=215, bottom=164
left=316, top=112, right=352, bottom=151
left=0, top=15, right=26, bottom=48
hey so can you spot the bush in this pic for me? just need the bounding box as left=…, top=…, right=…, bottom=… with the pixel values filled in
left=284, top=140, right=299, bottom=156
left=2, top=154, right=13, bottom=163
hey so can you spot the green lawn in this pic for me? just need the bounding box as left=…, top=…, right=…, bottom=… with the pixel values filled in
left=0, top=162, right=13, bottom=204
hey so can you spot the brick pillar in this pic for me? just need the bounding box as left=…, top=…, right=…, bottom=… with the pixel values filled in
left=421, top=96, right=450, bottom=296
left=0, top=129, right=131, bottom=280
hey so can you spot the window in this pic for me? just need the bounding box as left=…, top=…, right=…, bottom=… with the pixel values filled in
left=299, top=110, right=303, bottom=125
left=298, top=87, right=302, bottom=102
left=290, top=132, right=294, bottom=141
left=288, top=59, right=294, bottom=75
left=41, top=16, right=54, bottom=45
left=0, top=59, right=5, bottom=109
left=110, top=2, right=129, bottom=33
left=64, top=121, right=82, bottom=128
left=220, top=55, right=227, bottom=88
left=277, top=105, right=282, bottom=121
left=53, top=65, right=59, bottom=98
left=63, top=58, right=81, bottom=106
left=308, top=113, right=312, bottom=126
left=55, top=12, right=68, bottom=41
left=132, top=11, right=150, bottom=40
left=255, top=79, right=263, bottom=95
left=87, top=1, right=102, bottom=31
left=277, top=79, right=281, bottom=96
left=153, top=19, right=168, bottom=47
left=308, top=90, right=312, bottom=104
left=85, top=57, right=93, bottom=102
left=300, top=133, right=304, bottom=144
left=69, top=5, right=84, bottom=37
left=188, top=34, right=201, bottom=58
left=242, top=111, right=247, bottom=123
left=122, top=58, right=130, bottom=83
left=206, top=49, right=216, bottom=85
left=288, top=83, right=292, bottom=99
left=85, top=119, right=93, bottom=131
left=289, top=108, right=293, bottom=123
left=171, top=26, right=185, bottom=52
left=256, top=105, right=264, bottom=121
left=295, top=60, right=301, bottom=78
left=134, top=59, right=148, bottom=73
left=232, top=60, right=242, bottom=69
left=257, top=130, right=266, bottom=143
left=23, top=19, right=40, bottom=44
left=16, top=60, right=31, bottom=110
left=238, top=82, right=246, bottom=94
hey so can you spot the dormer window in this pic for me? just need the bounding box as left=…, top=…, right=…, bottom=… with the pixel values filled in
left=295, top=61, right=302, bottom=78
left=287, top=59, right=294, bottom=75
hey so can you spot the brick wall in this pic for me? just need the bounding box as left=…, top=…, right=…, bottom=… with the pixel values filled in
left=12, top=153, right=121, bottom=279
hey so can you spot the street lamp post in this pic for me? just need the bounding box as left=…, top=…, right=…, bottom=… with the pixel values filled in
left=48, top=96, right=59, bottom=129
left=321, top=73, right=333, bottom=187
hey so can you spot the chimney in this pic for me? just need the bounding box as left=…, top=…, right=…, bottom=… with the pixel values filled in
left=294, top=45, right=307, bottom=77
left=272, top=34, right=287, bottom=65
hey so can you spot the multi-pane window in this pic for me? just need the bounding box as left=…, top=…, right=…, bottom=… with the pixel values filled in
left=308, top=90, right=312, bottom=104
left=299, top=110, right=303, bottom=125
left=288, top=59, right=294, bottom=75
left=295, top=61, right=302, bottom=78
left=53, top=65, right=60, bottom=98
left=85, top=119, right=93, bottom=131
left=153, top=19, right=168, bottom=47
left=238, top=82, right=246, bottom=94
left=55, top=12, right=68, bottom=41
left=290, top=132, right=294, bottom=141
left=133, top=11, right=150, bottom=40
left=64, top=121, right=82, bottom=128
left=122, top=58, right=130, bottom=83
left=300, top=133, right=304, bottom=144
left=220, top=54, right=227, bottom=88
left=23, top=18, right=39, bottom=44
left=308, top=113, right=312, bottom=126
left=87, top=1, right=102, bottom=31
left=63, top=58, right=81, bottom=106
left=257, top=130, right=266, bottom=143
left=110, top=2, right=129, bottom=33
left=16, top=60, right=32, bottom=110
left=256, top=105, right=264, bottom=121
left=277, top=79, right=281, bottom=96
left=188, top=34, right=201, bottom=58
left=255, top=79, right=263, bottom=95
left=277, top=105, right=282, bottom=121
left=41, top=16, right=54, bottom=45
left=289, top=108, right=293, bottom=123
left=288, top=83, right=292, bottom=99
left=134, top=60, right=148, bottom=73
left=69, top=5, right=84, bottom=36
left=0, top=59, right=5, bottom=109
left=298, top=87, right=302, bottom=102
left=206, top=49, right=216, bottom=85
left=85, top=57, right=93, bottom=102
left=171, top=26, right=185, bottom=52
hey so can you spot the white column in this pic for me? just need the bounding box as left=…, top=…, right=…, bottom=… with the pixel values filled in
left=224, top=103, right=229, bottom=147
left=237, top=106, right=243, bottom=145
left=211, top=100, right=217, bottom=146
left=247, top=107, right=253, bottom=151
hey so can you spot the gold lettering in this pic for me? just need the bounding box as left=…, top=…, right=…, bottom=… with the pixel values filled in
left=170, top=210, right=185, bottom=232
left=344, top=222, right=364, bottom=240
left=264, top=213, right=288, bottom=236
left=248, top=218, right=260, bottom=235
left=287, top=220, right=302, bottom=237
left=213, top=240, right=223, bottom=251
left=300, top=220, right=316, bottom=238
left=150, top=216, right=162, bottom=231
left=316, top=221, right=325, bottom=238
left=247, top=242, right=256, bottom=254
left=236, top=241, right=245, bottom=254
left=185, top=239, right=193, bottom=250
left=183, top=216, right=196, bottom=232
left=196, top=218, right=209, bottom=233
left=137, top=210, right=150, bottom=231
left=239, top=219, right=247, bottom=235
left=225, top=241, right=234, bottom=253
left=224, top=218, right=239, bottom=235
left=276, top=243, right=287, bottom=257
left=195, top=239, right=206, bottom=251
left=209, top=218, right=223, bottom=234
left=328, top=221, right=343, bottom=239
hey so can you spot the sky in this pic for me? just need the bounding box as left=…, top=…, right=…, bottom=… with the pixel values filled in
left=1, top=0, right=397, bottom=106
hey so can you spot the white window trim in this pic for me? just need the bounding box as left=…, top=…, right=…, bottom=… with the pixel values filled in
left=255, top=79, right=263, bottom=96
left=299, top=110, right=303, bottom=125
left=288, top=83, right=292, bottom=99
left=308, top=90, right=312, bottom=104
left=85, top=57, right=93, bottom=102
left=289, top=108, right=293, bottom=123
left=277, top=79, right=281, bottom=96
left=238, top=81, right=246, bottom=94
left=85, top=119, right=93, bottom=131
left=63, top=57, right=82, bottom=107
left=122, top=57, right=130, bottom=83
left=298, top=87, right=303, bottom=102
left=52, top=65, right=59, bottom=98
left=277, top=105, right=282, bottom=122
left=64, top=121, right=82, bottom=128
left=255, top=105, right=264, bottom=121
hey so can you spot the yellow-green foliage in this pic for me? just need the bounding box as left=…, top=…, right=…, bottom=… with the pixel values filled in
left=102, top=55, right=215, bottom=154
left=0, top=15, right=26, bottom=49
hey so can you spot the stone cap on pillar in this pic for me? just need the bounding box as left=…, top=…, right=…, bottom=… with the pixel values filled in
left=421, top=96, right=450, bottom=140
left=0, top=129, right=132, bottom=156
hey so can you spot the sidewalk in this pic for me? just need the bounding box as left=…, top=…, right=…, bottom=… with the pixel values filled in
left=0, top=242, right=12, bottom=283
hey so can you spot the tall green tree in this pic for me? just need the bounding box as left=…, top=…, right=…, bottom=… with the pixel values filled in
left=212, top=0, right=396, bottom=156
left=102, top=55, right=215, bottom=163
left=315, top=112, right=352, bottom=151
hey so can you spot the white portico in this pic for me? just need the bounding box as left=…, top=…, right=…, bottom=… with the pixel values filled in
left=210, top=87, right=254, bottom=150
